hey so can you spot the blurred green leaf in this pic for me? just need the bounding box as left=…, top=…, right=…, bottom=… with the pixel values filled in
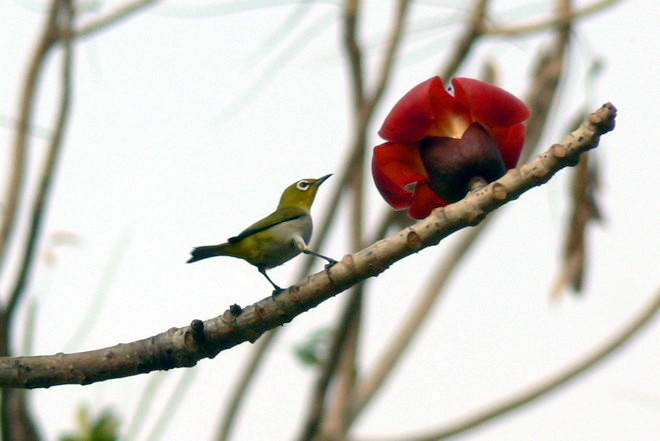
left=293, top=327, right=332, bottom=367
left=58, top=405, right=119, bottom=441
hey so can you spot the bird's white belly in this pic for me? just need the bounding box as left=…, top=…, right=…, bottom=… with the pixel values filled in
left=261, top=215, right=312, bottom=268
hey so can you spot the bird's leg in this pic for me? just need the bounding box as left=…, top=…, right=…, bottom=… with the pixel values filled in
left=258, top=267, right=284, bottom=295
left=292, top=236, right=337, bottom=269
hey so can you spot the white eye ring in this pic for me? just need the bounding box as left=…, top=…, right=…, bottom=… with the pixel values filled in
left=296, top=181, right=311, bottom=191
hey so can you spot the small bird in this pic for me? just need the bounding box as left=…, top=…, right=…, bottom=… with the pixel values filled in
left=187, top=174, right=336, bottom=294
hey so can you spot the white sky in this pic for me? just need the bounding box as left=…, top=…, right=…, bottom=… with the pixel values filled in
left=1, top=1, right=658, bottom=440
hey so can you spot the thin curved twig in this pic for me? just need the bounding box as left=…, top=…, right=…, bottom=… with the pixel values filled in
left=481, top=0, right=620, bottom=37
left=518, top=0, right=572, bottom=164
left=296, top=290, right=363, bottom=441
left=1, top=3, right=75, bottom=440
left=439, top=0, right=488, bottom=80
left=343, top=0, right=365, bottom=109
left=5, top=0, right=76, bottom=326
left=361, top=0, right=412, bottom=119
left=349, top=220, right=491, bottom=424
left=75, top=0, right=161, bottom=39
left=353, top=288, right=659, bottom=441
left=0, top=0, right=62, bottom=281
left=214, top=329, right=277, bottom=441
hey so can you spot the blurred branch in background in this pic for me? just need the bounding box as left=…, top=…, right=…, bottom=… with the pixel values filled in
left=551, top=110, right=603, bottom=299
left=353, top=288, right=659, bottom=441
left=75, top=0, right=161, bottom=38
left=1, top=0, right=75, bottom=440
left=482, top=0, right=620, bottom=36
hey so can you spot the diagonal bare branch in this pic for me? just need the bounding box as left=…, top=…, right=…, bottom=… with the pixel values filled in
left=352, top=288, right=659, bottom=441
left=439, top=0, right=488, bottom=80
left=4, top=0, right=76, bottom=326
left=75, top=0, right=161, bottom=39
left=0, top=103, right=616, bottom=389
left=0, top=0, right=63, bottom=281
left=482, top=0, right=620, bottom=37
left=214, top=329, right=277, bottom=441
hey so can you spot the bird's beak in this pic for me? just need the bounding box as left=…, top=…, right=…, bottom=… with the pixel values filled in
left=314, top=174, right=332, bottom=186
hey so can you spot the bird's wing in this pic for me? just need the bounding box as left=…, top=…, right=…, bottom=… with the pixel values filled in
left=227, top=206, right=308, bottom=243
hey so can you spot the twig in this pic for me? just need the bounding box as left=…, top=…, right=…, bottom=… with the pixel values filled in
left=518, top=0, right=572, bottom=164
left=0, top=0, right=62, bottom=280
left=361, top=0, right=412, bottom=119
left=0, top=103, right=617, bottom=389
left=349, top=220, right=491, bottom=424
left=551, top=112, right=602, bottom=299
left=1, top=2, right=74, bottom=439
left=0, top=1, right=160, bottom=276
left=343, top=0, right=365, bottom=109
left=123, top=372, right=167, bottom=441
left=352, top=288, right=659, bottom=441
left=214, top=329, right=277, bottom=441
left=439, top=0, right=488, bottom=80
left=64, top=233, right=131, bottom=352
left=4, top=0, right=76, bottom=326
left=319, top=288, right=363, bottom=440
left=144, top=369, right=197, bottom=441
left=296, top=291, right=363, bottom=441
left=481, top=0, right=620, bottom=37
left=75, top=0, right=160, bottom=39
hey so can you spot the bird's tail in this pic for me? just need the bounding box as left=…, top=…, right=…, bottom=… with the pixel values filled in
left=187, top=244, right=230, bottom=263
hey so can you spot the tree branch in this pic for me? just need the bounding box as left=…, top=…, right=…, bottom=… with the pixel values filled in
left=75, top=0, right=161, bottom=39
left=0, top=103, right=616, bottom=388
left=214, top=329, right=276, bottom=441
left=481, top=0, right=620, bottom=37
left=0, top=0, right=62, bottom=282
left=5, top=14, right=75, bottom=323
left=439, top=0, right=488, bottom=80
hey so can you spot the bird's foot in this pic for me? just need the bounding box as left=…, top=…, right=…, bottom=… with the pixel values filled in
left=272, top=287, right=285, bottom=296
left=324, top=259, right=338, bottom=270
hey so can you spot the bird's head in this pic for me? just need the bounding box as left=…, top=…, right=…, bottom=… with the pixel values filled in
left=278, top=174, right=332, bottom=210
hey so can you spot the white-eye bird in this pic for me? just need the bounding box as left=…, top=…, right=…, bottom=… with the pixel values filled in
left=187, top=174, right=336, bottom=294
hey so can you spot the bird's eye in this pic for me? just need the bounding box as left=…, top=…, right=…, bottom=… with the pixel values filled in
left=296, top=181, right=311, bottom=191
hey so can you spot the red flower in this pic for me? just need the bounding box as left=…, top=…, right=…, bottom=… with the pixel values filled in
left=372, top=76, right=531, bottom=219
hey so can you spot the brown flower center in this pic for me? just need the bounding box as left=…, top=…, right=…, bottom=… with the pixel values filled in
left=420, top=123, right=506, bottom=202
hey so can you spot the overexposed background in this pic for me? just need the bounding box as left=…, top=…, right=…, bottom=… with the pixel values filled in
left=1, top=0, right=658, bottom=440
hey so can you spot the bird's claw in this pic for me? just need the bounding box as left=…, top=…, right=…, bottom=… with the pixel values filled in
left=324, top=259, right=338, bottom=270
left=272, top=287, right=284, bottom=296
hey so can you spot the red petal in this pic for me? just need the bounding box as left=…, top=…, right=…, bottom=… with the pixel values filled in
left=407, top=179, right=448, bottom=219
left=452, top=78, right=530, bottom=127
left=372, top=142, right=427, bottom=209
left=379, top=77, right=459, bottom=142
left=490, top=123, right=526, bottom=169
